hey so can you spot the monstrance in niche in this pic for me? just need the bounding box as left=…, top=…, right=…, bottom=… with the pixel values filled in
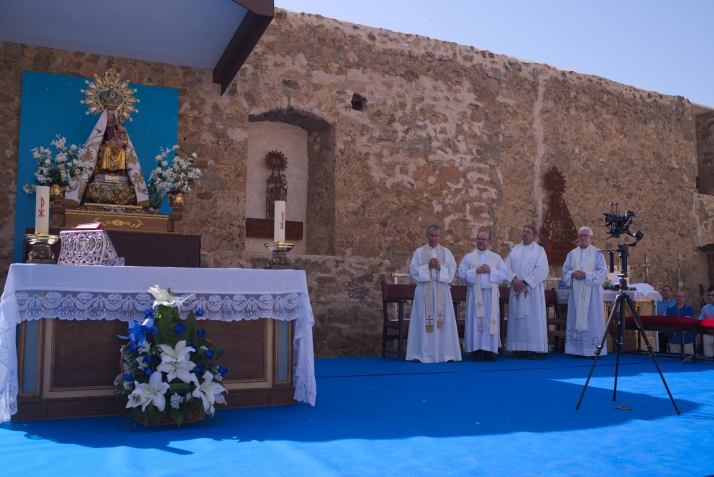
left=539, top=166, right=578, bottom=266
left=266, top=150, right=288, bottom=220
left=245, top=150, right=303, bottom=241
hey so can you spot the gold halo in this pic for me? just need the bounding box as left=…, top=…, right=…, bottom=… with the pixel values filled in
left=80, top=69, right=139, bottom=122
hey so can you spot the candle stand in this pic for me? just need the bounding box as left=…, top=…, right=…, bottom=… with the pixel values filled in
left=264, top=242, right=295, bottom=269
left=23, top=233, right=60, bottom=264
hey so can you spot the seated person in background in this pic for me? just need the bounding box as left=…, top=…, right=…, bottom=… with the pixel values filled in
left=656, top=285, right=676, bottom=352
left=656, top=285, right=676, bottom=315
left=699, top=286, right=714, bottom=358
left=666, top=290, right=695, bottom=353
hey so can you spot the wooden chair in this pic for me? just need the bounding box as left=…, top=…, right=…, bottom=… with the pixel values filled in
left=545, top=290, right=566, bottom=351
left=499, top=287, right=510, bottom=357
left=450, top=285, right=467, bottom=339
left=381, top=281, right=416, bottom=360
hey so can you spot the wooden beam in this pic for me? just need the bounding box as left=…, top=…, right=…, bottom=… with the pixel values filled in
left=214, top=0, right=274, bottom=95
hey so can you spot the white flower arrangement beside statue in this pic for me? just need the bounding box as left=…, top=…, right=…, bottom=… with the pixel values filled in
left=147, top=145, right=202, bottom=207
left=23, top=135, right=88, bottom=194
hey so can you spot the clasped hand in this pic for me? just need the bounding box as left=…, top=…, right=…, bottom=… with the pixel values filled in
left=572, top=270, right=587, bottom=280
left=476, top=264, right=491, bottom=274
left=512, top=277, right=526, bottom=292
left=428, top=258, right=441, bottom=270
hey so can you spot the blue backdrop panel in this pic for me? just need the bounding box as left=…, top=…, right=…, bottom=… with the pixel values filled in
left=15, top=71, right=178, bottom=263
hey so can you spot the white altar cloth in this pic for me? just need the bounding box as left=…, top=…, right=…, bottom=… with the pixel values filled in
left=0, top=264, right=317, bottom=423
left=555, top=289, right=662, bottom=305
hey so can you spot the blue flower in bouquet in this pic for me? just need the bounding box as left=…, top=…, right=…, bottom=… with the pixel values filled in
left=197, top=328, right=206, bottom=338
left=188, top=344, right=197, bottom=352
left=143, top=355, right=152, bottom=363
left=144, top=368, right=153, bottom=376
left=129, top=342, right=138, bottom=351
left=124, top=372, right=134, bottom=382
left=194, top=365, right=203, bottom=373
left=144, top=308, right=154, bottom=317
left=175, top=323, right=185, bottom=334
left=205, top=349, right=214, bottom=358
left=150, top=325, right=158, bottom=334
left=195, top=308, right=204, bottom=317
left=218, top=366, right=228, bottom=376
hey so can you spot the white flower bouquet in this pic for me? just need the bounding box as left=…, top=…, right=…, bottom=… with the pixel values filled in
left=23, top=135, right=88, bottom=193
left=147, top=145, right=202, bottom=207
left=115, top=286, right=228, bottom=426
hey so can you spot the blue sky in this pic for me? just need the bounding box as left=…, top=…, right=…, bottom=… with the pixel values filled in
left=276, top=0, right=714, bottom=108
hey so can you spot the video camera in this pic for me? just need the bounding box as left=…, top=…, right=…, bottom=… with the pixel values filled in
left=604, top=203, right=644, bottom=242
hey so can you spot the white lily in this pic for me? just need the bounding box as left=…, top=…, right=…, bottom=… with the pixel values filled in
left=158, top=340, right=192, bottom=361
left=157, top=353, right=196, bottom=383
left=148, top=285, right=194, bottom=308
left=127, top=371, right=169, bottom=412
left=191, top=371, right=228, bottom=415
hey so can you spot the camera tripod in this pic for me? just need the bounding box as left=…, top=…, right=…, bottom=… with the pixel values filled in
left=575, top=243, right=680, bottom=415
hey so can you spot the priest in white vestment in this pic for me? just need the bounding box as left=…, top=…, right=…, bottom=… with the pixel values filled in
left=562, top=226, right=608, bottom=357
left=458, top=231, right=510, bottom=361
left=406, top=225, right=462, bottom=363
left=504, top=225, right=550, bottom=359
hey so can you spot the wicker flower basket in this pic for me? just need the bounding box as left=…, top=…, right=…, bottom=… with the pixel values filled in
left=120, top=343, right=207, bottom=427
left=133, top=409, right=205, bottom=426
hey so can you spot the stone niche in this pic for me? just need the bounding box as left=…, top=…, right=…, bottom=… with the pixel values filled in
left=246, top=121, right=309, bottom=254
left=247, top=110, right=335, bottom=257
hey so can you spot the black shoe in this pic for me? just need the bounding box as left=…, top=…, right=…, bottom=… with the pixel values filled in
left=472, top=350, right=483, bottom=362
left=412, top=359, right=421, bottom=363
left=485, top=352, right=497, bottom=361
left=529, top=352, right=540, bottom=360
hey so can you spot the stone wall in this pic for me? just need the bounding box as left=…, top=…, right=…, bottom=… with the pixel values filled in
left=0, top=8, right=711, bottom=356
left=697, top=112, right=714, bottom=196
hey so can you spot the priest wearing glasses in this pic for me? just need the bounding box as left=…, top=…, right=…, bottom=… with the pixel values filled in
left=562, top=226, right=608, bottom=358
left=458, top=231, right=510, bottom=361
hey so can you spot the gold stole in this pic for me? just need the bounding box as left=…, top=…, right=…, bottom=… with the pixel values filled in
left=421, top=244, right=446, bottom=333
left=471, top=250, right=500, bottom=334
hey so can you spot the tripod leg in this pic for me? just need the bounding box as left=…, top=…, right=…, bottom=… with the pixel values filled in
left=627, top=296, right=681, bottom=415
left=576, top=295, right=619, bottom=410
left=613, top=295, right=626, bottom=401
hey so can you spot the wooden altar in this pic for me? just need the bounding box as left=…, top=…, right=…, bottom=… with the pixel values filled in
left=13, top=230, right=298, bottom=422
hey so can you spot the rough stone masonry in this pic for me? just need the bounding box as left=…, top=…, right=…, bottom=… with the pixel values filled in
left=1, top=8, right=713, bottom=356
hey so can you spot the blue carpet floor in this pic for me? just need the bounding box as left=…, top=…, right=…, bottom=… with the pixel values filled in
left=1, top=353, right=713, bottom=477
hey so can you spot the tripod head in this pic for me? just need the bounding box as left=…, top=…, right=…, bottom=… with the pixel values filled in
left=601, top=241, right=643, bottom=291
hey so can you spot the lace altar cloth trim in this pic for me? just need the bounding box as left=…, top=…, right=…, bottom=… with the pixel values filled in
left=0, top=265, right=317, bottom=422
left=14, top=291, right=304, bottom=322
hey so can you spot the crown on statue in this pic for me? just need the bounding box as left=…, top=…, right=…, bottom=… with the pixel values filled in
left=81, top=69, right=139, bottom=122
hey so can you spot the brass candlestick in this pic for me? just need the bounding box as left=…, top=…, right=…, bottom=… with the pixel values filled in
left=23, top=233, right=60, bottom=264
left=264, top=241, right=295, bottom=268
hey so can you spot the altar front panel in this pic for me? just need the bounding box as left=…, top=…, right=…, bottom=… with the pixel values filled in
left=15, top=317, right=294, bottom=421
